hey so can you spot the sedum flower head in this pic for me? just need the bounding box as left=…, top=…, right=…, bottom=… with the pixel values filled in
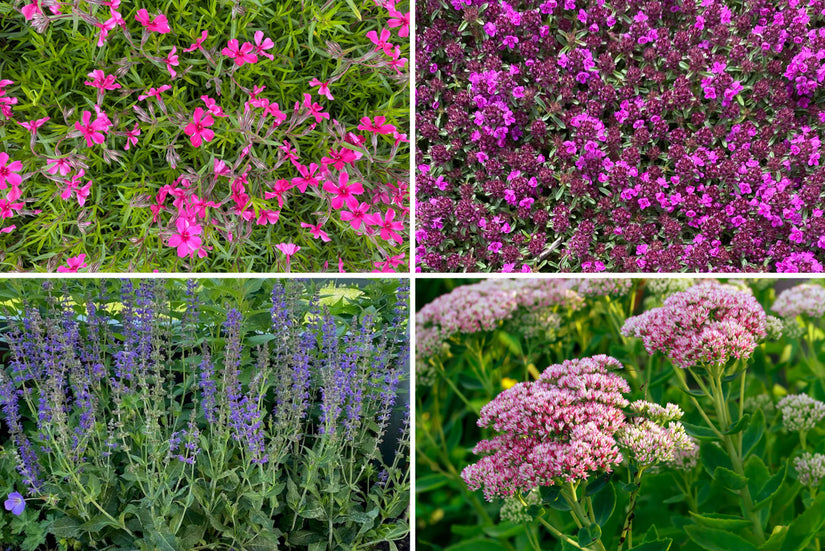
left=664, top=435, right=700, bottom=472
left=794, top=452, right=825, bottom=487
left=621, top=284, right=767, bottom=369
left=646, top=279, right=695, bottom=299
left=744, top=394, right=775, bottom=416
left=764, top=315, right=785, bottom=341
left=416, top=279, right=584, bottom=364
left=500, top=488, right=540, bottom=524
left=461, top=355, right=629, bottom=501
left=778, top=394, right=825, bottom=433
left=566, top=278, right=633, bottom=298
left=619, top=400, right=693, bottom=468
left=772, top=284, right=825, bottom=320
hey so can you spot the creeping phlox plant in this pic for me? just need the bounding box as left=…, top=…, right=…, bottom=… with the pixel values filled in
left=0, top=0, right=409, bottom=272
left=416, top=0, right=825, bottom=273
left=0, top=278, right=410, bottom=550
left=417, top=278, right=825, bottom=551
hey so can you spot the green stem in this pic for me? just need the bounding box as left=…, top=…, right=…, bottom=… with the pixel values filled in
left=618, top=468, right=644, bottom=551
left=537, top=517, right=586, bottom=550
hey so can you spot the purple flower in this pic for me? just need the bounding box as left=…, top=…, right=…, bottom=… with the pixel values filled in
left=4, top=493, right=24, bottom=516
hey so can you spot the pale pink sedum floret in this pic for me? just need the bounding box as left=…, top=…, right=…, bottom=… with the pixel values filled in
left=794, top=452, right=825, bottom=487
left=461, top=355, right=630, bottom=501
left=772, top=284, right=825, bottom=319
left=621, top=283, right=767, bottom=369
left=778, top=394, right=825, bottom=433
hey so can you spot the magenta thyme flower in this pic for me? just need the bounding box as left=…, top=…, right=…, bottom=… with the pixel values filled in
left=461, top=355, right=630, bottom=500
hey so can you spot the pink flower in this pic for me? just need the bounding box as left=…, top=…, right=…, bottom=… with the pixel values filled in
left=213, top=159, right=230, bottom=177
left=256, top=209, right=280, bottom=225
left=0, top=198, right=23, bottom=219
left=301, top=221, right=331, bottom=242
left=264, top=179, right=293, bottom=207
left=167, top=217, right=203, bottom=258
left=387, top=9, right=410, bottom=37
left=74, top=110, right=109, bottom=147
left=221, top=39, right=258, bottom=66
left=201, top=95, right=226, bottom=117
left=0, top=153, right=23, bottom=188
left=291, top=163, right=321, bottom=193
left=340, top=201, right=371, bottom=230
left=321, top=147, right=362, bottom=171
left=83, top=70, right=121, bottom=91
left=357, top=116, right=396, bottom=134
left=135, top=9, right=171, bottom=33
left=183, top=30, right=208, bottom=52
left=365, top=208, right=404, bottom=244
left=45, top=158, right=71, bottom=177
left=253, top=31, right=275, bottom=60
left=165, top=46, right=179, bottom=78
left=309, top=78, right=334, bottom=101
left=138, top=85, right=172, bottom=101
left=301, top=94, right=330, bottom=123
left=323, top=171, right=363, bottom=210
left=16, top=116, right=49, bottom=133
left=21, top=1, right=40, bottom=20
left=183, top=108, right=215, bottom=148
left=76, top=180, right=92, bottom=207
left=124, top=122, right=140, bottom=151
left=56, top=254, right=88, bottom=273
left=366, top=28, right=394, bottom=56
left=265, top=102, right=286, bottom=125
left=276, top=243, right=300, bottom=264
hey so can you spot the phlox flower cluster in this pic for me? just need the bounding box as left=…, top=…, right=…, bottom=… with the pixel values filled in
left=778, top=394, right=825, bottom=432
left=417, top=0, right=825, bottom=273
left=794, top=452, right=825, bottom=487
left=772, top=284, right=825, bottom=319
left=416, top=278, right=584, bottom=361
left=622, top=284, right=767, bottom=369
left=618, top=400, right=693, bottom=468
left=461, top=355, right=630, bottom=501
left=3, top=0, right=409, bottom=272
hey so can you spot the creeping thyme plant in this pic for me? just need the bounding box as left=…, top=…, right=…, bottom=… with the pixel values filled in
left=417, top=278, right=825, bottom=551
left=0, top=278, right=410, bottom=550
left=0, top=0, right=408, bottom=272
left=416, top=0, right=825, bottom=273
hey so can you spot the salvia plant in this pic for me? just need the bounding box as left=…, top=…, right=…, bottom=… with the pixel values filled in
left=0, top=0, right=409, bottom=272
left=415, top=0, right=825, bottom=273
left=0, top=277, right=410, bottom=550
left=416, top=278, right=825, bottom=551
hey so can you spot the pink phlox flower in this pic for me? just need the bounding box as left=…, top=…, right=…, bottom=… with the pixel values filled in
left=45, top=157, right=71, bottom=177
left=188, top=194, right=219, bottom=219
left=264, top=179, right=293, bottom=207
left=366, top=28, right=395, bottom=56
left=123, top=122, right=140, bottom=150
left=256, top=209, right=280, bottom=225
left=253, top=31, right=275, bottom=60
left=387, top=56, right=407, bottom=74
left=309, top=78, right=334, bottom=101
left=276, top=243, right=300, bottom=262
left=135, top=9, right=171, bottom=33
left=387, top=9, right=410, bottom=37
left=301, top=221, right=331, bottom=242
left=165, top=46, right=179, bottom=78
left=213, top=159, right=230, bottom=178
left=183, top=30, right=209, bottom=52
left=183, top=107, right=215, bottom=147
left=301, top=93, right=330, bottom=123
left=138, top=85, right=172, bottom=101
left=221, top=39, right=258, bottom=66
left=364, top=208, right=404, bottom=244
left=265, top=102, right=287, bottom=125
left=56, top=254, right=88, bottom=273
left=74, top=110, right=110, bottom=147
left=0, top=196, right=23, bottom=219
left=291, top=163, right=321, bottom=193
left=357, top=115, right=396, bottom=134
left=201, top=95, right=226, bottom=117
left=321, top=147, right=362, bottom=171
left=340, top=201, right=371, bottom=230
left=15, top=116, right=49, bottom=135
left=76, top=180, right=92, bottom=207
left=167, top=216, right=203, bottom=258
left=84, top=70, right=121, bottom=91
left=280, top=141, right=300, bottom=163
left=323, top=171, right=363, bottom=210
left=251, top=85, right=266, bottom=98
